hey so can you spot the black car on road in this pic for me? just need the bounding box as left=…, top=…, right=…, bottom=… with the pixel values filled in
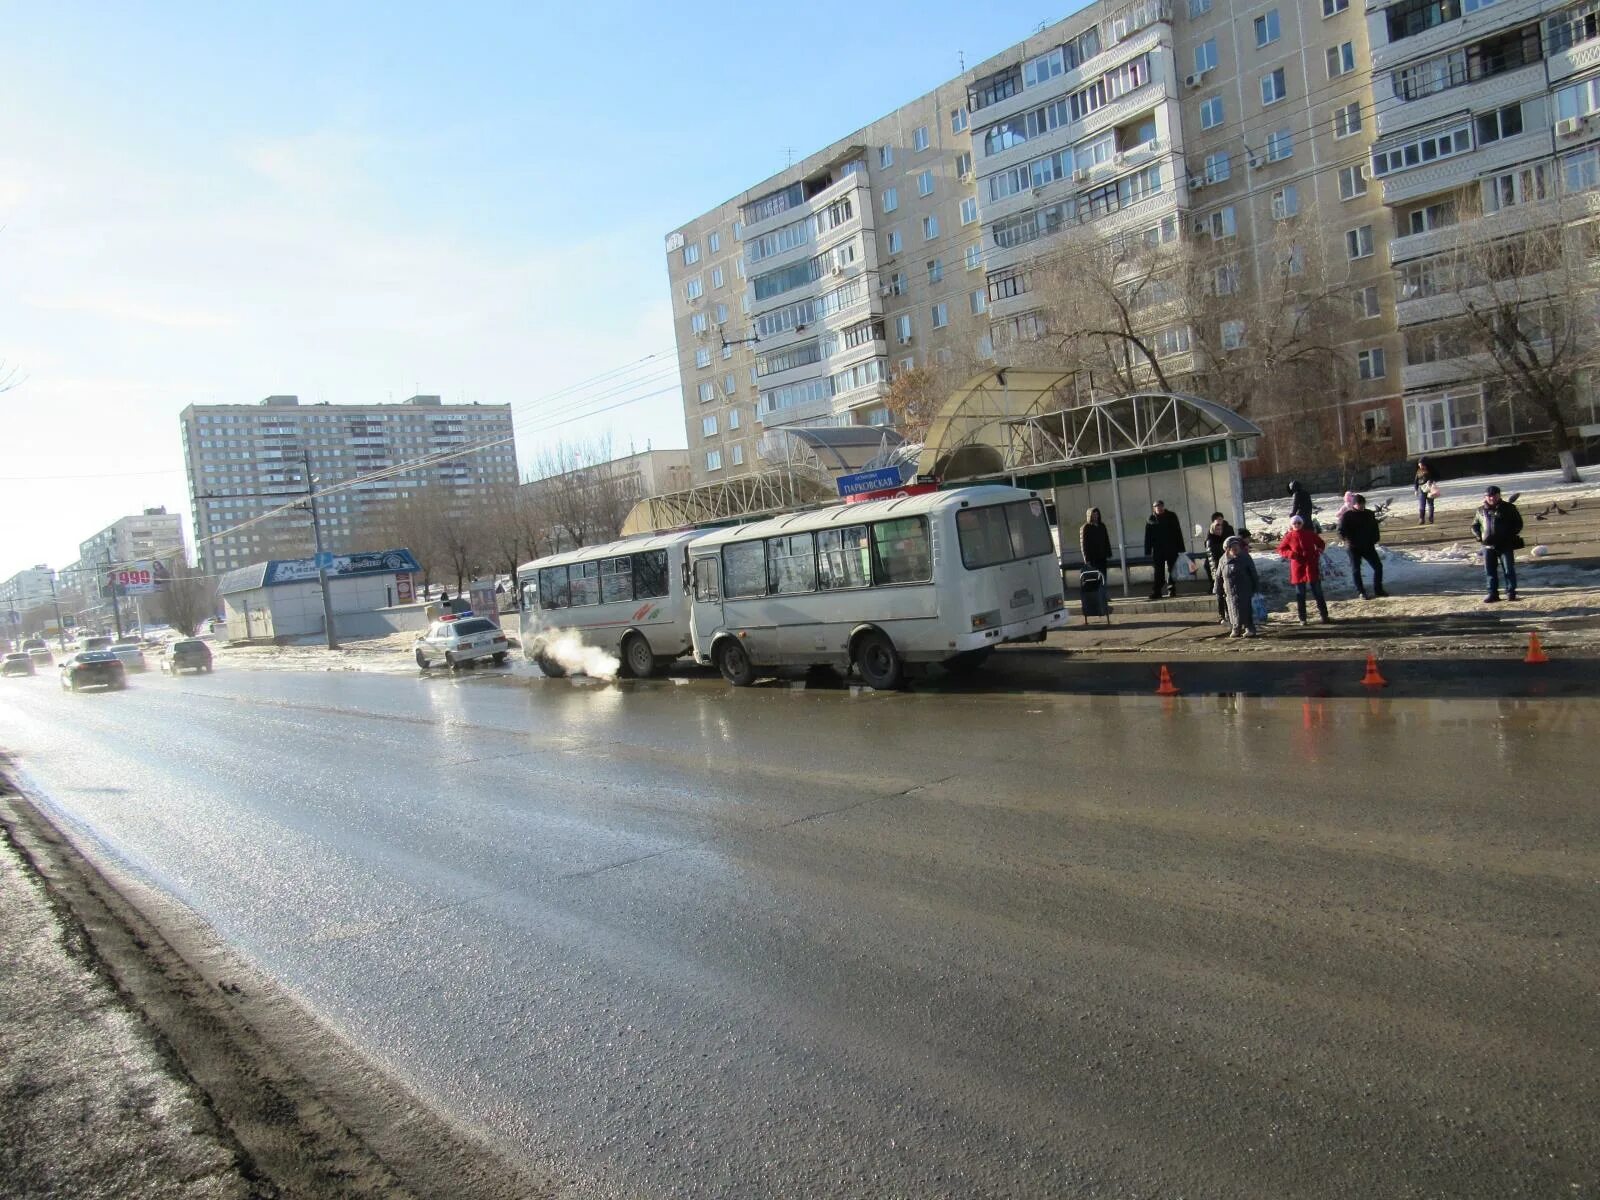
left=160, top=639, right=213, bottom=674
left=60, top=651, right=126, bottom=691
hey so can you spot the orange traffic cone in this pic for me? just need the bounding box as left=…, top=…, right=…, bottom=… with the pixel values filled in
left=1360, top=653, right=1387, bottom=688
left=1524, top=631, right=1549, bottom=664
left=1156, top=665, right=1181, bottom=696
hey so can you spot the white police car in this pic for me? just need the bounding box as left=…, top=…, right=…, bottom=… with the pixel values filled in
left=413, top=613, right=511, bottom=671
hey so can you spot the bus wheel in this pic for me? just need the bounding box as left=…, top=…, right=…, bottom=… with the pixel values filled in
left=535, top=651, right=568, bottom=678
left=854, top=630, right=904, bottom=690
left=716, top=640, right=755, bottom=687
left=622, top=633, right=656, bottom=679
left=943, top=648, right=993, bottom=677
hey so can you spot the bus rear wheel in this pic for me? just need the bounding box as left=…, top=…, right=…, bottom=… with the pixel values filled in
left=716, top=640, right=756, bottom=687
left=535, top=650, right=568, bottom=678
left=622, top=633, right=656, bottom=679
left=854, top=630, right=904, bottom=690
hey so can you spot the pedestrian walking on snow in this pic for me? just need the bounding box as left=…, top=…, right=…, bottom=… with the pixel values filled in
left=1079, top=507, right=1112, bottom=577
left=1205, top=511, right=1235, bottom=624
left=1277, top=515, right=1332, bottom=625
left=1214, top=535, right=1260, bottom=638
left=1471, top=484, right=1524, bottom=603
left=1414, top=458, right=1439, bottom=525
left=1287, top=480, right=1315, bottom=527
left=1143, top=499, right=1185, bottom=600
left=1336, top=494, right=1387, bottom=599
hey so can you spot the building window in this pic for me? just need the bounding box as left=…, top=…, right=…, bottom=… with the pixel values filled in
left=1200, top=96, right=1224, bottom=129
left=1346, top=224, right=1375, bottom=259
left=931, top=302, right=949, bottom=329
left=733, top=221, right=743, bottom=240
left=708, top=231, right=720, bottom=253
left=951, top=107, right=968, bottom=134
left=685, top=278, right=703, bottom=301
left=1564, top=144, right=1600, bottom=193
left=706, top=450, right=723, bottom=472
left=1255, top=9, right=1281, bottom=46
left=1387, top=0, right=1463, bottom=42
left=715, top=302, right=729, bottom=323
left=970, top=289, right=987, bottom=314
left=960, top=197, right=978, bottom=224
left=711, top=266, right=725, bottom=288
left=913, top=125, right=930, bottom=151
left=883, top=187, right=898, bottom=213
left=1213, top=262, right=1240, bottom=294
left=698, top=382, right=715, bottom=403
left=1338, top=165, right=1367, bottom=199
left=955, top=150, right=973, bottom=178
left=1333, top=102, right=1362, bottom=138
left=896, top=314, right=913, bottom=344
left=879, top=145, right=894, bottom=168
left=1355, top=285, right=1381, bottom=319
left=966, top=243, right=982, bottom=270
left=1358, top=347, right=1387, bottom=380
left=691, top=312, right=708, bottom=334
left=723, top=373, right=737, bottom=397
left=1483, top=164, right=1549, bottom=212
left=683, top=243, right=700, bottom=266
left=1195, top=38, right=1218, bottom=74
left=1475, top=102, right=1524, bottom=146
left=887, top=228, right=902, bottom=254
left=728, top=405, right=741, bottom=429
left=1266, top=128, right=1293, bottom=161
left=927, top=259, right=944, bottom=283
left=1261, top=68, right=1287, bottom=105
left=917, top=169, right=934, bottom=196
left=695, top=347, right=712, bottom=368
left=1361, top=407, right=1392, bottom=440
left=702, top=414, right=718, bottom=437
left=923, top=214, right=939, bottom=240
left=1283, top=244, right=1306, bottom=274
left=1272, top=184, right=1299, bottom=218
left=1198, top=205, right=1238, bottom=239
left=1204, top=151, right=1231, bottom=183
left=1326, top=41, right=1356, bottom=77
left=1323, top=0, right=1348, bottom=13
left=731, top=445, right=744, bottom=466
left=1154, top=325, right=1192, bottom=356
left=1189, top=0, right=1212, bottom=14
left=1221, top=319, right=1246, bottom=350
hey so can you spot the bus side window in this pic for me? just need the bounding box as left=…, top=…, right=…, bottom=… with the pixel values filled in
left=767, top=533, right=817, bottom=594
left=871, top=517, right=932, bottom=584
left=818, top=526, right=871, bottom=589
left=692, top=558, right=720, bottom=601
left=635, top=550, right=669, bottom=599
left=722, top=541, right=767, bottom=598
left=539, top=566, right=570, bottom=610
left=601, top=556, right=634, bottom=604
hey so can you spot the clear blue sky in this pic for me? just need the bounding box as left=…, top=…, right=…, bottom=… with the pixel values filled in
left=0, top=1, right=1082, bottom=573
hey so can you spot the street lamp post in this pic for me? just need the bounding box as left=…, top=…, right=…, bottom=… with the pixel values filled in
left=303, top=452, right=339, bottom=650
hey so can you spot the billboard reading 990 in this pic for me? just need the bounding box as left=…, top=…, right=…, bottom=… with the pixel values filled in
left=108, top=562, right=162, bottom=595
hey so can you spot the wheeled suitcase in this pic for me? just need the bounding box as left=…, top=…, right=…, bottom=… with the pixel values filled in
left=1079, top=570, right=1111, bottom=624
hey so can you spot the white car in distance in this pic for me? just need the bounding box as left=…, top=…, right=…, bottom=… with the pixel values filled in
left=414, top=615, right=510, bottom=671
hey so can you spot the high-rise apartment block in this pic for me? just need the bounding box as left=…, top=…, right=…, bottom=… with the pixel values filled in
left=667, top=0, right=1598, bottom=492
left=180, top=395, right=517, bottom=576
left=77, top=507, right=185, bottom=605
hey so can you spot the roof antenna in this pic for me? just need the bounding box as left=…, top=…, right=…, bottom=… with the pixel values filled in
left=959, top=50, right=965, bottom=71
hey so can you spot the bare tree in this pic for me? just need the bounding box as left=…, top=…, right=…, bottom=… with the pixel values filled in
left=523, top=436, right=636, bottom=551
left=1430, top=212, right=1599, bottom=482
left=155, top=559, right=214, bottom=636
left=884, top=363, right=963, bottom=441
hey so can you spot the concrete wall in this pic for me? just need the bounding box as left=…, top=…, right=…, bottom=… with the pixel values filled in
left=221, top=571, right=418, bottom=642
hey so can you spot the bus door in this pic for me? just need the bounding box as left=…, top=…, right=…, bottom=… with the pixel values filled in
left=690, top=555, right=722, bottom=660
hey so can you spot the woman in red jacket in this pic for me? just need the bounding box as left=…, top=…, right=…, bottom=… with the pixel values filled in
left=1277, top=514, right=1332, bottom=625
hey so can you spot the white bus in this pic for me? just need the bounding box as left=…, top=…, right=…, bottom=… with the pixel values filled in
left=516, top=530, right=701, bottom=678
left=686, top=485, right=1066, bottom=689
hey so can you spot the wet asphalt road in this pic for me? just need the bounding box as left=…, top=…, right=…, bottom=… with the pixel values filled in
left=1, top=664, right=1596, bottom=1198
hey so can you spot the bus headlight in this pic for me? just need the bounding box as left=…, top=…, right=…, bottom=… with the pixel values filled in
left=970, top=609, right=1001, bottom=630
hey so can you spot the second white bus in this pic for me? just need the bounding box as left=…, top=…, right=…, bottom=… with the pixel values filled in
left=686, top=485, right=1066, bottom=689
left=516, top=530, right=701, bottom=677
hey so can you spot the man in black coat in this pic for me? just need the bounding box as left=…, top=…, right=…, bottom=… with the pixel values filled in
left=1335, top=494, right=1387, bottom=600
left=1472, top=484, right=1524, bottom=603
left=1287, top=480, right=1315, bottom=526
left=1143, top=499, right=1186, bottom=599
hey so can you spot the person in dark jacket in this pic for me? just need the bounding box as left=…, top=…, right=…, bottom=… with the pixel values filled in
left=1214, top=535, right=1260, bottom=638
left=1287, top=480, right=1315, bottom=526
left=1335, top=494, right=1387, bottom=599
left=1414, top=458, right=1439, bottom=525
left=1205, top=511, right=1235, bottom=623
left=1471, top=484, right=1524, bottom=602
left=1143, top=499, right=1186, bottom=599
left=1079, top=507, right=1112, bottom=577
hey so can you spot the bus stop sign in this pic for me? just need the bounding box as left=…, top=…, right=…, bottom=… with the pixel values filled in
left=836, top=467, right=904, bottom=497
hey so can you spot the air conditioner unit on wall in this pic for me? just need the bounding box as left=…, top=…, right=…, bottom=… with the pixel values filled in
left=1188, top=176, right=1206, bottom=190
left=1185, top=73, right=1202, bottom=88
left=1557, top=116, right=1586, bottom=138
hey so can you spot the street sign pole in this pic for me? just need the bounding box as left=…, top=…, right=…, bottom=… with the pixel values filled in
left=304, top=452, right=339, bottom=650
left=103, top=549, right=124, bottom=640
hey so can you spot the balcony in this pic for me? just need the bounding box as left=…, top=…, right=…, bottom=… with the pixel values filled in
left=757, top=392, right=835, bottom=427
left=1377, top=129, right=1550, bottom=207
left=1374, top=61, right=1544, bottom=138
left=1400, top=356, right=1478, bottom=390
left=969, top=23, right=1168, bottom=136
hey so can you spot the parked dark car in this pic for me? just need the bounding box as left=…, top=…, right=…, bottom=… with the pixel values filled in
left=21, top=637, right=47, bottom=652
left=2, top=652, right=35, bottom=677
left=60, top=651, right=126, bottom=691
left=160, top=639, right=213, bottom=674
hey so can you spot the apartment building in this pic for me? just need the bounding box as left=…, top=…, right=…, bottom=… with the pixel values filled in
left=77, top=507, right=185, bottom=605
left=1365, top=0, right=1600, bottom=461
left=666, top=0, right=1420, bottom=490
left=0, top=565, right=56, bottom=610
left=180, top=395, right=517, bottom=576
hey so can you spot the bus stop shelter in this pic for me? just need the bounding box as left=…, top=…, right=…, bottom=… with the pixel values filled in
left=917, top=371, right=1263, bottom=596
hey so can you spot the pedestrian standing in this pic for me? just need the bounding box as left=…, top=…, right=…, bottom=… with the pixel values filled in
left=1205, top=511, right=1235, bottom=624
left=1143, top=499, right=1185, bottom=600
left=1079, top=507, right=1112, bottom=577
left=1414, top=458, right=1439, bottom=525
left=1215, top=535, right=1260, bottom=638
left=1287, top=480, right=1315, bottom=527
left=1277, top=515, right=1332, bottom=625
left=1336, top=494, right=1387, bottom=600
left=1471, top=484, right=1524, bottom=603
